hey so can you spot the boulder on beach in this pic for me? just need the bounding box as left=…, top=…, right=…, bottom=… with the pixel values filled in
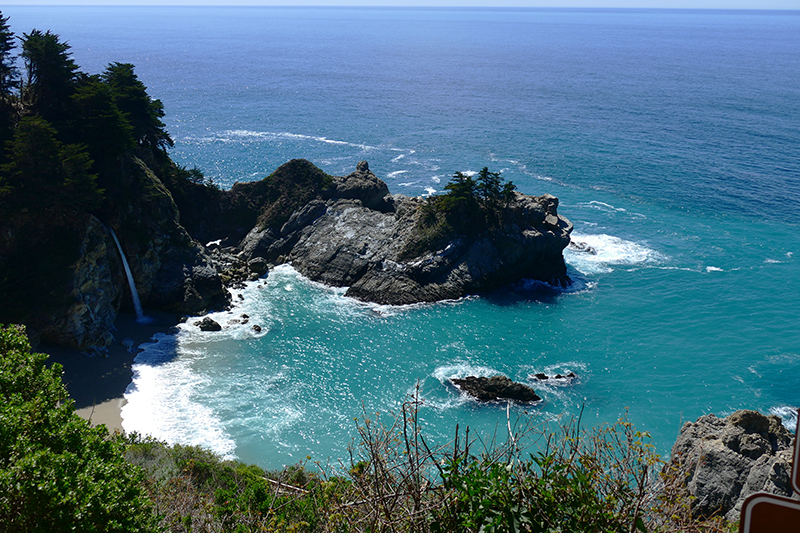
left=450, top=375, right=541, bottom=403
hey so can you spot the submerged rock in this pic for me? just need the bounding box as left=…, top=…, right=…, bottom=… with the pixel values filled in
left=531, top=371, right=577, bottom=382
left=450, top=375, right=541, bottom=403
left=668, top=409, right=796, bottom=522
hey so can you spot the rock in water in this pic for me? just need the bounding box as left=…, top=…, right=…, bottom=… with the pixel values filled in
left=195, top=317, right=222, bottom=332
left=450, top=375, right=541, bottom=403
left=668, top=410, right=796, bottom=522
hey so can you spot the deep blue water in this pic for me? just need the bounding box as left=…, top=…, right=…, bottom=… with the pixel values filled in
left=6, top=6, right=798, bottom=468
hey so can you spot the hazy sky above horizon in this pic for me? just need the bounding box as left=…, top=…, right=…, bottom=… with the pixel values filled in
left=2, top=1, right=798, bottom=8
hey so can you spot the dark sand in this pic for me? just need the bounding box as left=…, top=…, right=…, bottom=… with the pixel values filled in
left=40, top=310, right=181, bottom=432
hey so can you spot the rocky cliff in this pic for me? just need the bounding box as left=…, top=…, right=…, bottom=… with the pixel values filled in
left=237, top=160, right=572, bottom=304
left=669, top=410, right=797, bottom=522
left=1, top=156, right=571, bottom=350
left=0, top=151, right=228, bottom=351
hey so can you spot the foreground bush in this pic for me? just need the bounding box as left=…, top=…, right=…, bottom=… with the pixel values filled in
left=0, top=324, right=157, bottom=532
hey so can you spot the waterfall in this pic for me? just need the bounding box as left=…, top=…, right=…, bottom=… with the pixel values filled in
left=108, top=227, right=148, bottom=324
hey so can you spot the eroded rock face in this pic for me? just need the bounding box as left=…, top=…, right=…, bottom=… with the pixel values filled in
left=108, top=156, right=229, bottom=316
left=669, top=410, right=796, bottom=522
left=41, top=214, right=123, bottom=350
left=240, top=161, right=572, bottom=305
left=450, top=375, right=541, bottom=403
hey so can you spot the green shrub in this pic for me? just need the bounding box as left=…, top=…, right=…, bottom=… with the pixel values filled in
left=0, top=324, right=157, bottom=532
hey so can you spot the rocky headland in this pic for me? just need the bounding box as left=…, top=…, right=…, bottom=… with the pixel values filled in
left=232, top=160, right=573, bottom=305
left=2, top=155, right=572, bottom=352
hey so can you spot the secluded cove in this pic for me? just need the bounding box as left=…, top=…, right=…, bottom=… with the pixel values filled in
left=3, top=1, right=797, bottom=483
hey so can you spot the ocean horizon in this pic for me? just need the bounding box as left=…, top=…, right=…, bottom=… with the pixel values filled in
left=6, top=5, right=798, bottom=469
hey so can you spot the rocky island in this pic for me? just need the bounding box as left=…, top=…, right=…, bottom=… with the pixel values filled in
left=230, top=159, right=572, bottom=305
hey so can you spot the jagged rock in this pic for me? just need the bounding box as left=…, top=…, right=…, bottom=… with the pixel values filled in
left=568, top=241, right=597, bottom=254
left=248, top=257, right=269, bottom=276
left=195, top=317, right=222, bottom=331
left=450, top=375, right=541, bottom=403
left=286, top=187, right=572, bottom=304
left=252, top=324, right=262, bottom=333
left=668, top=410, right=796, bottom=522
left=326, top=160, right=392, bottom=211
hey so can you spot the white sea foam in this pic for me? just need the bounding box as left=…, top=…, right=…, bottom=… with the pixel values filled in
left=431, top=175, right=442, bottom=183
left=387, top=170, right=409, bottom=178
left=121, top=332, right=237, bottom=459
left=769, top=406, right=798, bottom=430
left=423, top=187, right=437, bottom=196
left=432, top=363, right=501, bottom=383
left=189, top=129, right=378, bottom=152
left=564, top=233, right=667, bottom=275
left=706, top=266, right=724, bottom=272
left=417, top=363, right=506, bottom=409
left=579, top=200, right=647, bottom=219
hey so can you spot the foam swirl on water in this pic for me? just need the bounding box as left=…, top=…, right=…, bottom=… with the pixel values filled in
left=565, top=233, right=667, bottom=275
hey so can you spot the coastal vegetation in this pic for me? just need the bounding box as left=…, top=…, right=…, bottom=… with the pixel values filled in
left=1, top=323, right=737, bottom=532
left=401, top=168, right=518, bottom=259
left=0, top=324, right=156, bottom=532
left=0, top=12, right=179, bottom=333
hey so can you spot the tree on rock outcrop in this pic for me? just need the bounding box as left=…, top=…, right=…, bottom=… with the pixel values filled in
left=405, top=166, right=519, bottom=258
left=103, top=62, right=173, bottom=151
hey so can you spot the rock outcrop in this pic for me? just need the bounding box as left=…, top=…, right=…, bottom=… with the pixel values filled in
left=0, top=153, right=229, bottom=351
left=239, top=160, right=572, bottom=305
left=106, top=156, right=228, bottom=317
left=450, top=375, right=542, bottom=403
left=668, top=410, right=796, bottom=522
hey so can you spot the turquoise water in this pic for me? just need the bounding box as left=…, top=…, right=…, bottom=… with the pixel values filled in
left=6, top=6, right=798, bottom=468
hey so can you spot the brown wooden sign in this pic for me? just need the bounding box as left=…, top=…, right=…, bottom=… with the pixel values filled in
left=739, top=408, right=800, bottom=533
left=794, top=410, right=800, bottom=496
left=739, top=494, right=800, bottom=533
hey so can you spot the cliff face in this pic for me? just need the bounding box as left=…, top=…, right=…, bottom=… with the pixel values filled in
left=238, top=160, right=572, bottom=304
left=105, top=155, right=228, bottom=315
left=0, top=152, right=228, bottom=351
left=669, top=410, right=797, bottom=522
left=0, top=211, right=124, bottom=350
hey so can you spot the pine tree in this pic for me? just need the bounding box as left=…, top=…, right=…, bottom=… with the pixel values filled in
left=103, top=62, right=173, bottom=150
left=21, top=29, right=79, bottom=127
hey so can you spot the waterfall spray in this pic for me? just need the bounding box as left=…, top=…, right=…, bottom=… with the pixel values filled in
left=108, top=227, right=149, bottom=324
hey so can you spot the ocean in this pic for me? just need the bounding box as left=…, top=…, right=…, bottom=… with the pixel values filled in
left=6, top=6, right=798, bottom=469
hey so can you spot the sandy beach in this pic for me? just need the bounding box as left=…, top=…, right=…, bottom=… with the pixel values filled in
left=40, top=310, right=181, bottom=433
